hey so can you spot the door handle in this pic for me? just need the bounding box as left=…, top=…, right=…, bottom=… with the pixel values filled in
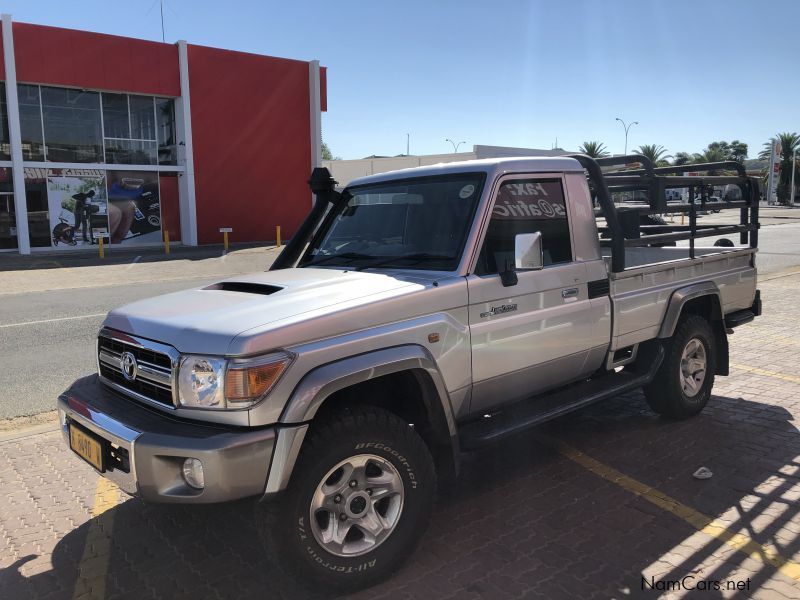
left=562, top=287, right=579, bottom=299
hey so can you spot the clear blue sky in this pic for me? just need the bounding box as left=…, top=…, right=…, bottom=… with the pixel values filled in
left=5, top=0, right=798, bottom=159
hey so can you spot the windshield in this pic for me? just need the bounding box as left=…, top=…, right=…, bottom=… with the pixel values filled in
left=300, top=173, right=485, bottom=271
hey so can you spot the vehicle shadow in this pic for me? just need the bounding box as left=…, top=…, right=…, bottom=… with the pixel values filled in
left=1, top=391, right=798, bottom=599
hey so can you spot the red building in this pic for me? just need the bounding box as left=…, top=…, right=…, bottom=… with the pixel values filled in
left=0, top=15, right=327, bottom=254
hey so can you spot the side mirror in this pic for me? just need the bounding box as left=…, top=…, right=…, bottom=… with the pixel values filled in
left=499, top=259, right=518, bottom=287
left=515, top=232, right=544, bottom=270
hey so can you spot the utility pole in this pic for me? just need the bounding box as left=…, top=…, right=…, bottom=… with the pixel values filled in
left=406, top=133, right=410, bottom=156
left=615, top=117, right=639, bottom=155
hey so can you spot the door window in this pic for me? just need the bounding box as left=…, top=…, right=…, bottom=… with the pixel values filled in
left=475, top=178, right=572, bottom=275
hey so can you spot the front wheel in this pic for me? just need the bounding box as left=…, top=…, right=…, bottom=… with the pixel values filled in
left=644, top=314, right=716, bottom=419
left=264, top=406, right=436, bottom=593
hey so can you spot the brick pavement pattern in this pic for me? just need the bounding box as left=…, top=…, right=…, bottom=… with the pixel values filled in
left=1, top=270, right=799, bottom=599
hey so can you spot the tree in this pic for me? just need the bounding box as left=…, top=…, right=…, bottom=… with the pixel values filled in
left=774, top=133, right=798, bottom=205
left=672, top=152, right=692, bottom=166
left=578, top=141, right=609, bottom=158
left=321, top=141, right=341, bottom=161
left=700, top=140, right=748, bottom=163
left=634, top=144, right=671, bottom=167
left=728, top=140, right=748, bottom=162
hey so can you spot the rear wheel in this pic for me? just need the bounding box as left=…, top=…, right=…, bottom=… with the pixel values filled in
left=264, top=406, right=436, bottom=593
left=644, top=315, right=716, bottom=419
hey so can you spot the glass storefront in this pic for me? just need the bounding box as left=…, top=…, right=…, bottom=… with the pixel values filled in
left=0, top=168, right=15, bottom=249
left=19, top=85, right=45, bottom=161
left=155, top=97, right=177, bottom=165
left=13, top=83, right=176, bottom=166
left=0, top=83, right=10, bottom=160
left=19, top=167, right=165, bottom=249
left=23, top=172, right=50, bottom=248
left=40, top=87, right=104, bottom=163
left=0, top=82, right=179, bottom=251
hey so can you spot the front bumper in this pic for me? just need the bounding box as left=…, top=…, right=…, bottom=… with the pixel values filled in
left=58, top=375, right=277, bottom=503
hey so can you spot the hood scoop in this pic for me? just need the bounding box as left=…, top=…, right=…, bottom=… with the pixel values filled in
left=205, top=281, right=283, bottom=295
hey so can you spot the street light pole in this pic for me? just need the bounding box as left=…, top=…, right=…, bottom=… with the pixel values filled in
left=445, top=138, right=466, bottom=153
left=406, top=133, right=410, bottom=156
left=791, top=147, right=797, bottom=206
left=615, top=117, right=639, bottom=155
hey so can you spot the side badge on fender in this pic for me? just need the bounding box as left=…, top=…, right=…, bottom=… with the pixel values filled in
left=480, top=303, right=518, bottom=318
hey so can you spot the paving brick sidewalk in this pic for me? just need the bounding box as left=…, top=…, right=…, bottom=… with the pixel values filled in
left=1, top=271, right=799, bottom=599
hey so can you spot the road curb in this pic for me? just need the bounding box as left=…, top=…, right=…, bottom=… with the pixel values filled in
left=0, top=412, right=59, bottom=442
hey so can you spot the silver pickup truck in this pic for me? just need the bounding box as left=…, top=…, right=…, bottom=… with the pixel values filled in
left=58, top=154, right=761, bottom=591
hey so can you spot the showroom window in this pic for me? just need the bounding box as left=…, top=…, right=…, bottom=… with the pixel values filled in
left=40, top=86, right=104, bottom=163
left=102, top=93, right=176, bottom=166
left=18, top=85, right=45, bottom=161
left=0, top=83, right=10, bottom=160
left=155, top=97, right=177, bottom=165
left=14, top=84, right=177, bottom=166
left=0, top=168, right=15, bottom=249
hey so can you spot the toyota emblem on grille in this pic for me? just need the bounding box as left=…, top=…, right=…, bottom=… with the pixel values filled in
left=120, top=351, right=138, bottom=381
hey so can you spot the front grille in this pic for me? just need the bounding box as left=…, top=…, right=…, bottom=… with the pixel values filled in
left=98, top=333, right=176, bottom=407
left=99, top=336, right=172, bottom=370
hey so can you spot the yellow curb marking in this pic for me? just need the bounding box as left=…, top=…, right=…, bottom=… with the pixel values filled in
left=542, top=436, right=800, bottom=582
left=730, top=363, right=800, bottom=385
left=72, top=477, right=120, bottom=600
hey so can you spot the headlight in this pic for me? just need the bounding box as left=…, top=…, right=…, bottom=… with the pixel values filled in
left=177, top=352, right=292, bottom=410
left=178, top=356, right=226, bottom=408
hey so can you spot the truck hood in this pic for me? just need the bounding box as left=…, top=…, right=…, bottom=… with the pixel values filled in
left=103, top=268, right=429, bottom=354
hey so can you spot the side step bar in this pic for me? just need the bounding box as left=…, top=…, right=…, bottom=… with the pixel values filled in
left=459, top=345, right=664, bottom=450
left=725, top=309, right=755, bottom=329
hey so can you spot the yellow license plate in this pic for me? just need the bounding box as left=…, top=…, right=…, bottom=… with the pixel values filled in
left=69, top=423, right=105, bottom=472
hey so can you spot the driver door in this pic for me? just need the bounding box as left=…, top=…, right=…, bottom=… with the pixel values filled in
left=467, top=175, right=599, bottom=414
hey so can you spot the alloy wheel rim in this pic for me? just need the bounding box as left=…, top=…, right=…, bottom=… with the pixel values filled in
left=680, top=337, right=707, bottom=398
left=309, top=454, right=404, bottom=558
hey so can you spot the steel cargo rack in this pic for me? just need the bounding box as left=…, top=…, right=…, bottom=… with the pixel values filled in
left=568, top=153, right=759, bottom=273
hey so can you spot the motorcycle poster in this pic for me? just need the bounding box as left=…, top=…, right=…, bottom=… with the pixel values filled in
left=46, top=171, right=108, bottom=247
left=106, top=171, right=162, bottom=245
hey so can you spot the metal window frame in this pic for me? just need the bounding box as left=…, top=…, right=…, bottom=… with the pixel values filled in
left=468, top=172, right=575, bottom=276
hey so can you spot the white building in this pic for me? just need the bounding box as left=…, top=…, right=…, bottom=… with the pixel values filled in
left=323, top=145, right=575, bottom=187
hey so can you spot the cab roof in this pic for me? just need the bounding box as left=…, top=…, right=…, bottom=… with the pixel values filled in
left=344, top=156, right=585, bottom=189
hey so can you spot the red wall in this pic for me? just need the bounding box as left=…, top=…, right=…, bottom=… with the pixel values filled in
left=5, top=21, right=327, bottom=246
left=12, top=22, right=179, bottom=96
left=159, top=173, right=181, bottom=242
left=188, top=45, right=315, bottom=244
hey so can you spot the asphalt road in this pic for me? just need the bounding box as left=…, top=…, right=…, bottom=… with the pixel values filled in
left=0, top=277, right=224, bottom=419
left=1, top=223, right=798, bottom=420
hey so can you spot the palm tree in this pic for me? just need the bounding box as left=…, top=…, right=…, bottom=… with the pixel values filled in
left=578, top=141, right=609, bottom=158
left=634, top=144, right=671, bottom=167
left=693, top=147, right=727, bottom=164
left=758, top=133, right=800, bottom=205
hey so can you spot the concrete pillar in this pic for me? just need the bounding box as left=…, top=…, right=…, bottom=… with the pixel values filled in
left=175, top=40, right=198, bottom=245
left=2, top=14, right=30, bottom=254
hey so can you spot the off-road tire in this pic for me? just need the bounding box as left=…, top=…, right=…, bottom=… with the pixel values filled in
left=644, top=315, right=716, bottom=419
left=264, top=406, right=436, bottom=593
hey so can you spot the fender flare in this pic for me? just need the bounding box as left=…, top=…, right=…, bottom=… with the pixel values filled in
left=658, top=282, right=723, bottom=339
left=263, top=345, right=458, bottom=495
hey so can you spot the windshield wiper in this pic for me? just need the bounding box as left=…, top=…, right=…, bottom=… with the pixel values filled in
left=354, top=253, right=455, bottom=271
left=302, top=252, right=376, bottom=267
